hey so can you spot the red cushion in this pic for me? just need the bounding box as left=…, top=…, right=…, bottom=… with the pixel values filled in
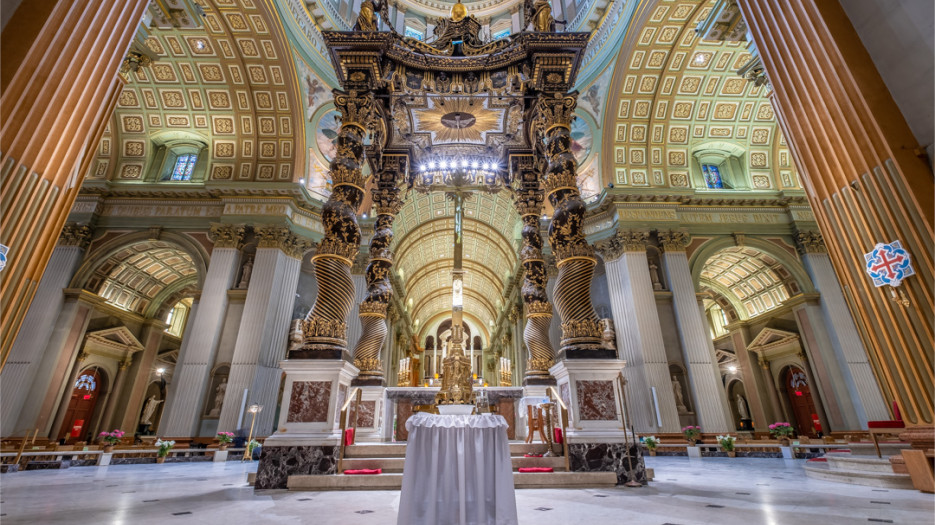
left=344, top=428, right=355, bottom=446
left=553, top=428, right=563, bottom=444
left=524, top=453, right=543, bottom=457
left=868, top=420, right=905, bottom=429
left=518, top=467, right=553, bottom=473
left=344, top=468, right=381, bottom=475
left=826, top=449, right=850, bottom=453
left=893, top=401, right=902, bottom=422
left=806, top=458, right=827, bottom=462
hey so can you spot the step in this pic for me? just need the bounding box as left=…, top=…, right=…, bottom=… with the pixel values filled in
left=511, top=456, right=566, bottom=470
left=342, top=457, right=406, bottom=473
left=344, top=443, right=407, bottom=458
left=513, top=471, right=618, bottom=489
left=509, top=443, right=552, bottom=455
left=804, top=462, right=914, bottom=490
left=827, top=454, right=902, bottom=474
left=287, top=471, right=618, bottom=491
left=845, top=442, right=911, bottom=457
left=247, top=472, right=256, bottom=486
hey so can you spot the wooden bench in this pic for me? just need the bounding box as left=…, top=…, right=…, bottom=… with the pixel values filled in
left=901, top=449, right=934, bottom=493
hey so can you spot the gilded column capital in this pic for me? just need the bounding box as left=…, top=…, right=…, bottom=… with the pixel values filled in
left=596, top=230, right=649, bottom=261
left=659, top=230, right=691, bottom=252
left=255, top=226, right=313, bottom=259
left=59, top=224, right=93, bottom=248
left=208, top=223, right=245, bottom=249
left=794, top=230, right=826, bottom=255
left=118, top=359, right=132, bottom=371
left=758, top=357, right=770, bottom=370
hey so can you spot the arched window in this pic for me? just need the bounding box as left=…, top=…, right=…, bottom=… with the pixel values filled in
left=170, top=154, right=197, bottom=181
left=691, top=142, right=748, bottom=190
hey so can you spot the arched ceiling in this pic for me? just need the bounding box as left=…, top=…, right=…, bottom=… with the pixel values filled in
left=603, top=0, right=801, bottom=191
left=699, top=246, right=796, bottom=319
left=91, top=0, right=303, bottom=184
left=86, top=241, right=199, bottom=315
left=394, top=191, right=518, bottom=328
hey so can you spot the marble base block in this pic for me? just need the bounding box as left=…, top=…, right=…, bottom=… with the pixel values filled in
left=550, top=359, right=629, bottom=443
left=97, top=453, right=112, bottom=466
left=213, top=450, right=229, bottom=462
left=686, top=446, right=701, bottom=458
left=254, top=445, right=339, bottom=490
left=1, top=464, right=20, bottom=473
left=351, top=386, right=384, bottom=443
left=568, top=442, right=646, bottom=485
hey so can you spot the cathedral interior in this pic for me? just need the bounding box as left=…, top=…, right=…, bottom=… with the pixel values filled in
left=0, top=0, right=932, bottom=522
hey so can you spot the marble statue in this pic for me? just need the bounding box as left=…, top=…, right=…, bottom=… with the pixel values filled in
left=237, top=257, right=253, bottom=289
left=525, top=0, right=555, bottom=32
left=671, top=375, right=688, bottom=413
left=736, top=394, right=750, bottom=420
left=649, top=263, right=663, bottom=291
left=140, top=395, right=163, bottom=425
left=208, top=379, right=227, bottom=417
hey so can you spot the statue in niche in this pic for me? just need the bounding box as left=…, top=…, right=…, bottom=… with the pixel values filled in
left=208, top=379, right=227, bottom=417
left=736, top=394, right=750, bottom=420
left=599, top=318, right=616, bottom=350
left=288, top=319, right=304, bottom=351
left=140, top=395, right=163, bottom=425
left=671, top=375, right=688, bottom=413
left=238, top=256, right=254, bottom=289
left=649, top=262, right=663, bottom=291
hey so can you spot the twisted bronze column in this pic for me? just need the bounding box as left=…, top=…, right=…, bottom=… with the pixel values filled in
left=513, top=159, right=556, bottom=384
left=352, top=156, right=405, bottom=385
left=298, top=90, right=374, bottom=358
left=534, top=93, right=603, bottom=356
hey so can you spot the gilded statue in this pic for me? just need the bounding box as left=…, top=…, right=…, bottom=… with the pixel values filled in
left=355, top=0, right=389, bottom=32
left=525, top=0, right=555, bottom=32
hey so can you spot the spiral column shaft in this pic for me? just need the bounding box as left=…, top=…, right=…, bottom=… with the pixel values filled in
left=298, top=90, right=374, bottom=358
left=352, top=158, right=404, bottom=384
left=535, top=93, right=603, bottom=355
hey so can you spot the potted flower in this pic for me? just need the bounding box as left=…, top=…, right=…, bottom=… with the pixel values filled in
left=155, top=439, right=175, bottom=464
left=247, top=439, right=261, bottom=459
left=768, top=422, right=795, bottom=446
left=717, top=434, right=737, bottom=457
left=98, top=429, right=125, bottom=453
left=682, top=425, right=701, bottom=446
left=643, top=436, right=659, bottom=456
left=217, top=431, right=234, bottom=451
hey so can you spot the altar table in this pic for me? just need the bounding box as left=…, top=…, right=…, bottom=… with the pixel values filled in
left=397, top=412, right=517, bottom=525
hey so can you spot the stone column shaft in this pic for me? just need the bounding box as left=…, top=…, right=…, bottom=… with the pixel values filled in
left=759, top=359, right=785, bottom=423
left=662, top=240, right=732, bottom=432
left=160, top=228, right=242, bottom=437
left=603, top=246, right=681, bottom=433
left=118, top=322, right=165, bottom=432
left=728, top=328, right=768, bottom=430
left=218, top=234, right=303, bottom=435
left=98, top=361, right=131, bottom=434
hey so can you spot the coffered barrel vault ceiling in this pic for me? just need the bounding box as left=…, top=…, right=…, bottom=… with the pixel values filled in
left=91, top=0, right=304, bottom=185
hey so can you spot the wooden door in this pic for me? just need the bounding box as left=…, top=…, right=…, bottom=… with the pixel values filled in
left=58, top=368, right=105, bottom=442
left=783, top=366, right=818, bottom=437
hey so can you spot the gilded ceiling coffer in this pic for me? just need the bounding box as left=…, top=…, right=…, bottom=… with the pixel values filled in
left=534, top=93, right=604, bottom=356
left=297, top=90, right=376, bottom=358
left=512, top=156, right=555, bottom=383
left=352, top=155, right=405, bottom=384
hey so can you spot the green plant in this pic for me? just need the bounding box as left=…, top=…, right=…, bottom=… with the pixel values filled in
left=768, top=422, right=794, bottom=438
left=217, top=431, right=235, bottom=444
left=716, top=434, right=736, bottom=452
left=682, top=426, right=701, bottom=441
left=98, top=429, right=125, bottom=445
left=643, top=435, right=659, bottom=450
left=155, top=438, right=175, bottom=458
left=248, top=439, right=261, bottom=455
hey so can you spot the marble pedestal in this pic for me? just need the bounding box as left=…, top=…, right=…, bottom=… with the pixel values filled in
left=255, top=359, right=358, bottom=489
left=550, top=359, right=645, bottom=485
left=351, top=386, right=385, bottom=442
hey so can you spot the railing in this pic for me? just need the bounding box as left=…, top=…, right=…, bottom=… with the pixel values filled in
left=337, top=387, right=362, bottom=474
left=0, top=447, right=246, bottom=467
left=547, top=386, right=571, bottom=473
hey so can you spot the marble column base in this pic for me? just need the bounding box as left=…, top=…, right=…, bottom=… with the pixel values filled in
left=568, top=442, right=646, bottom=485
left=1, top=464, right=19, bottom=473
left=267, top=359, right=359, bottom=445
left=254, top=445, right=339, bottom=490
left=97, top=453, right=112, bottom=466
left=550, top=359, right=630, bottom=443
left=351, top=386, right=385, bottom=442
left=213, top=450, right=229, bottom=462
left=687, top=446, right=701, bottom=458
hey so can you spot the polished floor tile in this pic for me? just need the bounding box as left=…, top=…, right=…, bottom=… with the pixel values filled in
left=1, top=456, right=932, bottom=524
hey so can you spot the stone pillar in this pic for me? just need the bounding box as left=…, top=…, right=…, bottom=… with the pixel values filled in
left=512, top=158, right=556, bottom=385
left=795, top=231, right=889, bottom=426
left=727, top=326, right=768, bottom=430
left=0, top=0, right=150, bottom=368
left=1, top=225, right=90, bottom=434
left=97, top=359, right=131, bottom=435
left=758, top=357, right=785, bottom=423
left=739, top=0, right=933, bottom=426
left=119, top=321, right=166, bottom=432
left=534, top=92, right=604, bottom=358
left=160, top=224, right=243, bottom=436
left=660, top=231, right=732, bottom=432
left=346, top=272, right=367, bottom=355
left=299, top=90, right=373, bottom=359
left=352, top=155, right=403, bottom=386
left=597, top=230, right=680, bottom=432
left=218, top=227, right=307, bottom=435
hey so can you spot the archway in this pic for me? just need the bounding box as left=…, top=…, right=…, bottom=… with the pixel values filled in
left=58, top=367, right=108, bottom=443
left=781, top=365, right=820, bottom=437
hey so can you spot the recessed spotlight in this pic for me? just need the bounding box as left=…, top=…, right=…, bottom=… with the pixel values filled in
left=420, top=164, right=427, bottom=172
left=299, top=178, right=306, bottom=184
left=728, top=365, right=737, bottom=372
left=194, top=40, right=206, bottom=50
left=694, top=54, right=705, bottom=63
left=362, top=213, right=368, bottom=219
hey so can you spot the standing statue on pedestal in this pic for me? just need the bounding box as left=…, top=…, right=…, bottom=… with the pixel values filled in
left=140, top=395, right=163, bottom=425
left=208, top=379, right=227, bottom=417
left=355, top=0, right=389, bottom=32
left=671, top=375, right=688, bottom=413
left=237, top=256, right=253, bottom=289
left=736, top=394, right=749, bottom=420
left=525, top=0, right=555, bottom=32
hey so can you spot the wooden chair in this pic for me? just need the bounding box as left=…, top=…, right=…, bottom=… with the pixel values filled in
left=525, top=405, right=542, bottom=444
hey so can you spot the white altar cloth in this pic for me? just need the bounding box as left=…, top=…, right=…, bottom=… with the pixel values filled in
left=397, top=412, right=517, bottom=525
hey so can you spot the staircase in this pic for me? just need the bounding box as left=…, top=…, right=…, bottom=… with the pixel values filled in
left=804, top=442, right=914, bottom=489
left=286, top=442, right=620, bottom=491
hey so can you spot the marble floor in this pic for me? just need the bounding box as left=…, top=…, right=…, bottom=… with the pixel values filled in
left=1, top=456, right=932, bottom=525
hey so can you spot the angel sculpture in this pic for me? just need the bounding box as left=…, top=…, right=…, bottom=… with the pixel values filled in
left=525, top=0, right=555, bottom=32
left=355, top=0, right=390, bottom=32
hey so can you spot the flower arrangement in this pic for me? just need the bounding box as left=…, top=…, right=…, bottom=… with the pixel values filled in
left=99, top=429, right=125, bottom=445
left=248, top=439, right=261, bottom=456
left=216, top=431, right=235, bottom=444
left=716, top=434, right=736, bottom=452
left=643, top=436, right=659, bottom=450
left=682, top=426, right=701, bottom=442
left=155, top=439, right=175, bottom=458
left=768, top=422, right=795, bottom=439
